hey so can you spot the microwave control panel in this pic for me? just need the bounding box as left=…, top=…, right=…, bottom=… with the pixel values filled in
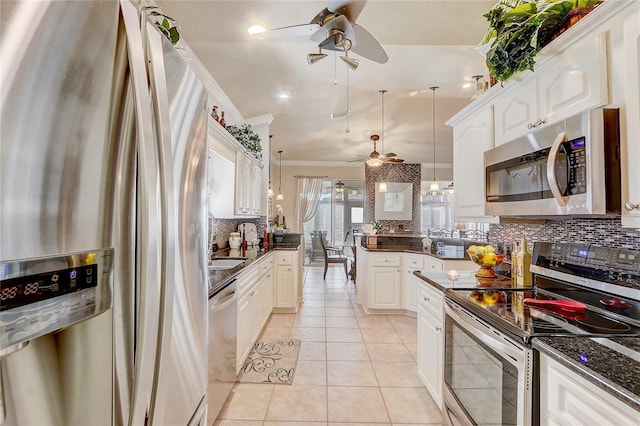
left=564, top=136, right=587, bottom=195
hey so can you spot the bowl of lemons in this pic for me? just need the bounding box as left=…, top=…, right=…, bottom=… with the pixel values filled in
left=466, top=244, right=506, bottom=278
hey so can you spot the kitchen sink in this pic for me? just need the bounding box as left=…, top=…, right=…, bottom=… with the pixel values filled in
left=208, top=258, right=247, bottom=270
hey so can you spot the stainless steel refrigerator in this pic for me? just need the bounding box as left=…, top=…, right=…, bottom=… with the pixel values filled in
left=0, top=1, right=208, bottom=425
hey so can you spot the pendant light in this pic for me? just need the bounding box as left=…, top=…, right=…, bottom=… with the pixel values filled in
left=267, top=135, right=274, bottom=197
left=335, top=180, right=345, bottom=193
left=276, top=150, right=284, bottom=200
left=378, top=89, right=388, bottom=194
left=429, top=87, right=440, bottom=192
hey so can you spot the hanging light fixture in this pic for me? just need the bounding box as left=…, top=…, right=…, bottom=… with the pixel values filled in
left=268, top=135, right=274, bottom=197
left=335, top=180, right=345, bottom=193
left=366, top=134, right=383, bottom=167
left=377, top=89, right=388, bottom=194
left=429, top=87, right=440, bottom=192
left=276, top=150, right=284, bottom=200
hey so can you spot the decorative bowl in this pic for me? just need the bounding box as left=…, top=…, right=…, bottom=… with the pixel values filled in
left=467, top=249, right=505, bottom=278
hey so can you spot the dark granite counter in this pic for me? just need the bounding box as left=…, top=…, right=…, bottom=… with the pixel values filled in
left=414, top=270, right=515, bottom=292
left=361, top=244, right=473, bottom=261
left=208, top=244, right=300, bottom=297
left=534, top=337, right=640, bottom=411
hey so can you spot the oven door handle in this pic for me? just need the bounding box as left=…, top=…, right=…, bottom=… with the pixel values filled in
left=546, top=131, right=568, bottom=207
left=444, top=299, right=524, bottom=365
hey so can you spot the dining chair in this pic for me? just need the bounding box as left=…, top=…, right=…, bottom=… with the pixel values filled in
left=319, top=235, right=349, bottom=279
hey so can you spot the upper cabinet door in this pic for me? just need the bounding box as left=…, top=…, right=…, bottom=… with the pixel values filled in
left=537, top=31, right=608, bottom=126
left=494, top=78, right=538, bottom=146
left=452, top=105, right=499, bottom=223
left=622, top=8, right=640, bottom=228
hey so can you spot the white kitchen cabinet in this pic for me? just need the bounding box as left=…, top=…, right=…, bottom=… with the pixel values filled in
left=367, top=253, right=402, bottom=310
left=494, top=31, right=608, bottom=147
left=208, top=148, right=235, bottom=218
left=236, top=254, right=274, bottom=371
left=274, top=250, right=299, bottom=312
left=402, top=254, right=424, bottom=312
left=370, top=267, right=401, bottom=309
left=539, top=352, right=639, bottom=425
left=622, top=6, right=640, bottom=228
left=417, top=282, right=444, bottom=410
left=451, top=105, right=498, bottom=222
left=234, top=151, right=264, bottom=216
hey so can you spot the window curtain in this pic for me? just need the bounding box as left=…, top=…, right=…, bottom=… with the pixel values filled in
left=295, top=177, right=324, bottom=231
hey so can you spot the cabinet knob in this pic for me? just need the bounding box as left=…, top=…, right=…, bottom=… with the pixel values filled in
left=527, top=122, right=536, bottom=129
left=535, top=118, right=546, bottom=127
left=624, top=202, right=639, bottom=211
left=436, top=327, right=442, bottom=332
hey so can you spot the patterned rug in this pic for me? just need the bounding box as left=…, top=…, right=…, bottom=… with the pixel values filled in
left=238, top=339, right=301, bottom=384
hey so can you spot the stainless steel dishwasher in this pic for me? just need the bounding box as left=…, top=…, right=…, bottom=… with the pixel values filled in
left=207, top=279, right=237, bottom=423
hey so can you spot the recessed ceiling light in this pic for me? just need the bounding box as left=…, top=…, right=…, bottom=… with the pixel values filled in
left=277, top=91, right=290, bottom=99
left=247, top=25, right=265, bottom=36
left=462, top=82, right=473, bottom=89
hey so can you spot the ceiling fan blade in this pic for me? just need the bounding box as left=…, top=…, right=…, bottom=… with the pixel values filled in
left=255, top=23, right=320, bottom=39
left=350, top=24, right=388, bottom=63
left=328, top=0, right=368, bottom=22
left=386, top=158, right=405, bottom=163
left=382, top=152, right=397, bottom=158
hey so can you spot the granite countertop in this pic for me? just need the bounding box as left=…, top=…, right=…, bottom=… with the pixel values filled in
left=208, top=244, right=300, bottom=297
left=361, top=245, right=473, bottom=261
left=413, top=270, right=514, bottom=292
left=534, top=337, right=640, bottom=411
left=415, top=271, right=640, bottom=412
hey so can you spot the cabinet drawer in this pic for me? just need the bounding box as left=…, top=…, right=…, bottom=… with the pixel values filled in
left=419, top=284, right=443, bottom=321
left=406, top=255, right=424, bottom=270
left=370, top=254, right=401, bottom=267
left=275, top=251, right=293, bottom=265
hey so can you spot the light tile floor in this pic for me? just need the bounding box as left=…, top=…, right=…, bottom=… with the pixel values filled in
left=215, top=266, right=443, bottom=426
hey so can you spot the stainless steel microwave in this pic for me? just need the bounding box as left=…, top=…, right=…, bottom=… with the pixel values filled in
left=484, top=109, right=620, bottom=216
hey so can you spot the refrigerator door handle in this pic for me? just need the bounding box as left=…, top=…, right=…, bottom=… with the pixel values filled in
left=145, top=22, right=179, bottom=424
left=120, top=1, right=163, bottom=424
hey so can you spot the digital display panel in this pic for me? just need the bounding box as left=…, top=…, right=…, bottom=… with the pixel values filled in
left=569, top=136, right=586, bottom=149
left=0, top=264, right=98, bottom=311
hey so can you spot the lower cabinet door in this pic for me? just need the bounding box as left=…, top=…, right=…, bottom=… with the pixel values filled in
left=370, top=267, right=401, bottom=309
left=275, top=265, right=295, bottom=308
left=417, top=309, right=443, bottom=410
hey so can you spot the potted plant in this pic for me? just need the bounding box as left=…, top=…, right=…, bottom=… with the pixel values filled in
left=225, top=124, right=263, bottom=162
left=480, top=0, right=602, bottom=83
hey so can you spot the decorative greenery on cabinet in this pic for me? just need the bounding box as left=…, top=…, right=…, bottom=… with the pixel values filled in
left=225, top=124, right=263, bottom=162
left=481, top=0, right=601, bottom=82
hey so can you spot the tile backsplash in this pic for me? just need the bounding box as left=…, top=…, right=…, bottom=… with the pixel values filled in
left=488, top=218, right=640, bottom=250
left=208, top=215, right=266, bottom=250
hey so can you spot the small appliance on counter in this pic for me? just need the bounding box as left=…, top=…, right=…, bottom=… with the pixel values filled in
left=240, top=223, right=259, bottom=246
left=229, top=232, right=241, bottom=249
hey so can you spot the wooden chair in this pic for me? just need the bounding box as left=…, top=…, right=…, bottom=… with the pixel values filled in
left=309, top=231, right=325, bottom=263
left=320, top=235, right=349, bottom=280
left=428, top=228, right=453, bottom=238
left=460, top=229, right=488, bottom=241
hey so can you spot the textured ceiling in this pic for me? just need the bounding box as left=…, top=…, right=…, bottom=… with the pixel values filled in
left=156, top=0, right=495, bottom=164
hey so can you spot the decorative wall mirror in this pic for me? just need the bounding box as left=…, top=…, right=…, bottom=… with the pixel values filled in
left=375, top=182, right=413, bottom=220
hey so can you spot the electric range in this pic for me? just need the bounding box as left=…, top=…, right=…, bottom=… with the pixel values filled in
left=445, top=242, right=640, bottom=344
left=442, top=242, right=639, bottom=426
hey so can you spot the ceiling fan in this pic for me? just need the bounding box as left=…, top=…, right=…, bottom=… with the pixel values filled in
left=254, top=0, right=388, bottom=65
left=350, top=134, right=404, bottom=165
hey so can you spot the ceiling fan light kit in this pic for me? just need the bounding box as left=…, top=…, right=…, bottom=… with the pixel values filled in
left=260, top=0, right=388, bottom=66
